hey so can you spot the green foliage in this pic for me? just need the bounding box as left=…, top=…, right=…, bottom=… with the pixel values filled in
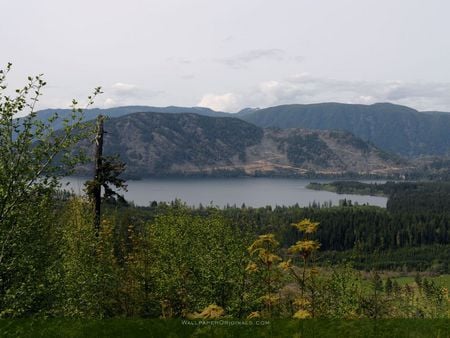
left=359, top=272, right=387, bottom=319
left=55, top=198, right=122, bottom=318
left=85, top=155, right=127, bottom=201
left=1, top=190, right=449, bottom=319
left=385, top=277, right=393, bottom=294
left=0, top=194, right=57, bottom=317
left=320, top=264, right=362, bottom=318
left=307, top=181, right=390, bottom=196
left=0, top=64, right=100, bottom=317
left=147, top=207, right=250, bottom=318
left=216, top=202, right=450, bottom=271
left=387, top=181, right=450, bottom=214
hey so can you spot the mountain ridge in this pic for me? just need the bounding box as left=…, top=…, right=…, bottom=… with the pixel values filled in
left=33, top=102, right=450, bottom=158
left=239, top=102, right=450, bottom=157
left=33, top=105, right=229, bottom=130
left=73, top=111, right=407, bottom=178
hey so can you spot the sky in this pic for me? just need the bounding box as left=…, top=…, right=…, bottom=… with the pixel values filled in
left=1, top=0, right=450, bottom=113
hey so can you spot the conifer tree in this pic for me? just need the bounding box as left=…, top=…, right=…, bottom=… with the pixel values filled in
left=85, top=115, right=127, bottom=235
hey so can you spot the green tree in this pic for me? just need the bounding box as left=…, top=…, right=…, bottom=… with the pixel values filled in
left=360, top=272, right=388, bottom=319
left=0, top=63, right=100, bottom=317
left=322, top=264, right=362, bottom=318
left=385, top=277, right=393, bottom=295
left=148, top=206, right=249, bottom=318
left=56, top=197, right=122, bottom=317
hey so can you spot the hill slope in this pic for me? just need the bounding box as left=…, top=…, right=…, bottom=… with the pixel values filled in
left=238, top=102, right=450, bottom=157
left=31, top=105, right=228, bottom=130
left=77, top=112, right=406, bottom=178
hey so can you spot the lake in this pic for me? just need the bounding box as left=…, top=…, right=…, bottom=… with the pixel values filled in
left=60, top=177, right=388, bottom=208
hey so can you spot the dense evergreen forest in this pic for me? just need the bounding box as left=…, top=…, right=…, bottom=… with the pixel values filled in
left=308, top=180, right=450, bottom=213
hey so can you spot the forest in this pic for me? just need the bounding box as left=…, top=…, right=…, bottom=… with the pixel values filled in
left=0, top=65, right=449, bottom=337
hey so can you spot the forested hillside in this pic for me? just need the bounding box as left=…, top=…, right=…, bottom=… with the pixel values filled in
left=31, top=102, right=450, bottom=160
left=73, top=112, right=405, bottom=178
left=239, top=102, right=450, bottom=157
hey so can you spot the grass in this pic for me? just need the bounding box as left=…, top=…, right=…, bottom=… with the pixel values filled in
left=391, top=274, right=450, bottom=290
left=0, top=319, right=448, bottom=338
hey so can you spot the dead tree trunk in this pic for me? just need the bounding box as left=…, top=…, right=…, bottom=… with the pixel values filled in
left=93, top=115, right=104, bottom=236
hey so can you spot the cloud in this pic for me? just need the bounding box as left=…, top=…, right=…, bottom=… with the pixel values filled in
left=100, top=82, right=162, bottom=108
left=111, top=82, right=139, bottom=95
left=103, top=97, right=117, bottom=107
left=277, top=75, right=450, bottom=111
left=217, top=49, right=285, bottom=68
left=197, top=93, right=240, bottom=112
left=197, top=74, right=450, bottom=112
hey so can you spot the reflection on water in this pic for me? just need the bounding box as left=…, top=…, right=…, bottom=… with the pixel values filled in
left=59, top=177, right=388, bottom=208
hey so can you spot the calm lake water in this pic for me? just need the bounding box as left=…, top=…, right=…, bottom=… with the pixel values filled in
left=60, top=177, right=388, bottom=208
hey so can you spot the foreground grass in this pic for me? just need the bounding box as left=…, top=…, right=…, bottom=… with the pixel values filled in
left=0, top=319, right=448, bottom=338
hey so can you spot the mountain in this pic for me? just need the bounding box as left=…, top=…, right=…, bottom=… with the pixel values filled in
left=236, top=107, right=260, bottom=116
left=75, top=112, right=406, bottom=178
left=32, top=105, right=228, bottom=130
left=32, top=102, right=450, bottom=158
left=238, top=102, right=450, bottom=157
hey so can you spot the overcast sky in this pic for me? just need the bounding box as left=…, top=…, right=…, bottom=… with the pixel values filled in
left=2, top=0, right=450, bottom=112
